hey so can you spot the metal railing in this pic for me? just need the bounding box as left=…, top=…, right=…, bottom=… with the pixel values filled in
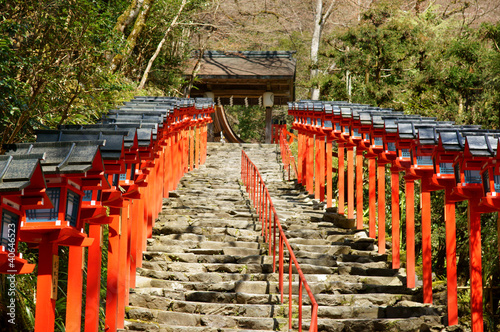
left=241, top=150, right=318, bottom=332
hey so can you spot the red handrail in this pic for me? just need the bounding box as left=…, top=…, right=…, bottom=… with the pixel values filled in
left=241, top=150, right=318, bottom=332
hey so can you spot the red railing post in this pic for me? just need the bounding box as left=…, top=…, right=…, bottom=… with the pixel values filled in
left=337, top=143, right=345, bottom=215
left=315, top=136, right=321, bottom=199
left=390, top=167, right=400, bottom=269
left=405, top=179, right=416, bottom=289
left=326, top=139, right=333, bottom=208
left=421, top=181, right=433, bottom=304
left=377, top=162, right=386, bottom=254
left=347, top=147, right=354, bottom=219
left=356, top=150, right=364, bottom=229
left=368, top=158, right=376, bottom=238
left=319, top=136, right=325, bottom=202
left=445, top=185, right=458, bottom=326
left=469, top=197, right=484, bottom=332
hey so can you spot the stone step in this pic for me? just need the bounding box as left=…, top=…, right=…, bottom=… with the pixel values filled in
left=131, top=288, right=421, bottom=308
left=136, top=268, right=402, bottom=284
left=125, top=321, right=275, bottom=332
left=143, top=253, right=273, bottom=264
left=128, top=296, right=443, bottom=320
left=152, top=224, right=262, bottom=237
left=148, top=238, right=264, bottom=249
left=140, top=261, right=274, bottom=274
left=145, top=246, right=265, bottom=257
left=126, top=306, right=444, bottom=331
left=150, top=232, right=265, bottom=243
left=134, top=275, right=406, bottom=294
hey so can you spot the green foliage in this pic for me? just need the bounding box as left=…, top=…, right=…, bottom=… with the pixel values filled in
left=321, top=1, right=500, bottom=129
left=225, top=105, right=266, bottom=142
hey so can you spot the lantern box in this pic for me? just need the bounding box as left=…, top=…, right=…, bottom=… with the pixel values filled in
left=3, top=141, right=109, bottom=246
left=0, top=154, right=50, bottom=274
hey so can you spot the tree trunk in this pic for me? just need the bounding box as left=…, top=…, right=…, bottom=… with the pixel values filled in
left=110, top=0, right=154, bottom=73
left=310, top=0, right=323, bottom=100
left=138, top=0, right=188, bottom=89
left=309, top=0, right=336, bottom=100
left=115, top=0, right=145, bottom=34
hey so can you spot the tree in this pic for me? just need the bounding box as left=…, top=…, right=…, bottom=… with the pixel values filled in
left=310, top=0, right=336, bottom=100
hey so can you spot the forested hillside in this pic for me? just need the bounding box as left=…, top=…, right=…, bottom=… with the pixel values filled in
left=2, top=0, right=500, bottom=145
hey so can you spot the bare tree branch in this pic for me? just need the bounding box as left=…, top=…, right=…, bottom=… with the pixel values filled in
left=138, top=0, right=189, bottom=89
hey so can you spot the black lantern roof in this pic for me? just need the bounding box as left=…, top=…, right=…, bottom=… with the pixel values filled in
left=0, top=154, right=46, bottom=192
left=35, top=130, right=127, bottom=160
left=59, top=124, right=139, bottom=149
left=3, top=141, right=104, bottom=174
left=383, top=115, right=421, bottom=133
left=464, top=134, right=498, bottom=157
left=438, top=131, right=465, bottom=151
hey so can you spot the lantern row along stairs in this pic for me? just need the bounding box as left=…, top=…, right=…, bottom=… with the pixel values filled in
left=288, top=100, right=500, bottom=332
left=125, top=143, right=450, bottom=332
left=0, top=96, right=213, bottom=332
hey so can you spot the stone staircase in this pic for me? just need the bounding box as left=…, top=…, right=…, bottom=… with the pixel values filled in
left=124, top=143, right=457, bottom=332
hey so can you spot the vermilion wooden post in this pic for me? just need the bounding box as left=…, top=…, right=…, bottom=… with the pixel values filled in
left=338, top=143, right=345, bottom=215
left=85, top=224, right=102, bottom=332
left=130, top=200, right=138, bottom=287
left=347, top=147, right=354, bottom=219
left=356, top=151, right=364, bottom=229
left=105, top=211, right=121, bottom=332
left=468, top=196, right=484, bottom=332
left=117, top=202, right=129, bottom=329
left=195, top=126, right=200, bottom=169
left=377, top=162, right=386, bottom=254
left=326, top=139, right=333, bottom=208
left=66, top=246, right=84, bottom=332
left=391, top=167, right=400, bottom=269
left=368, top=158, right=376, bottom=238
left=306, top=134, right=314, bottom=194
left=297, top=133, right=303, bottom=184
left=405, top=179, right=415, bottom=288
left=301, top=133, right=307, bottom=185
left=421, top=181, right=433, bottom=304
left=444, top=186, right=458, bottom=325
left=319, top=136, right=325, bottom=202
left=34, top=243, right=58, bottom=332
left=315, top=136, right=320, bottom=199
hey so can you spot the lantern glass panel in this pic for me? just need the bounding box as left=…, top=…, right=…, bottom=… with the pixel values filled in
left=374, top=137, right=383, bottom=146
left=307, top=118, right=311, bottom=125
left=66, top=190, right=80, bottom=228
left=83, top=190, right=93, bottom=202
left=130, top=164, right=136, bottom=181
left=1, top=209, right=19, bottom=248
left=343, top=126, right=349, bottom=134
left=26, top=188, right=60, bottom=222
left=439, top=163, right=454, bottom=174
left=324, top=120, right=332, bottom=128
left=416, top=152, right=433, bottom=166
left=113, top=174, right=119, bottom=187
left=401, top=149, right=411, bottom=158
left=494, top=175, right=500, bottom=192
left=454, top=164, right=460, bottom=184
left=352, top=128, right=361, bottom=138
left=386, top=142, right=396, bottom=152
left=464, top=170, right=481, bottom=184
left=482, top=170, right=490, bottom=195
left=334, top=123, right=341, bottom=131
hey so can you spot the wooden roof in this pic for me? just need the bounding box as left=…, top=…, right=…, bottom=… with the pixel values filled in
left=184, top=51, right=296, bottom=106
